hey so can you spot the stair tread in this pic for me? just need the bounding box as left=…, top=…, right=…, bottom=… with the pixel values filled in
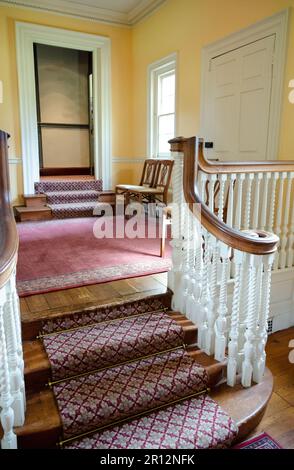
left=48, top=201, right=98, bottom=209
left=42, top=312, right=185, bottom=381
left=46, top=190, right=99, bottom=196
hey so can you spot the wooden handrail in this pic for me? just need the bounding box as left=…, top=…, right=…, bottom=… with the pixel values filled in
left=0, top=130, right=18, bottom=288
left=197, top=140, right=294, bottom=174
left=169, top=136, right=279, bottom=255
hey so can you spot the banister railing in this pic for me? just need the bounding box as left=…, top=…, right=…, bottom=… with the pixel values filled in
left=168, top=136, right=279, bottom=388
left=0, top=130, right=25, bottom=449
left=195, top=139, right=294, bottom=270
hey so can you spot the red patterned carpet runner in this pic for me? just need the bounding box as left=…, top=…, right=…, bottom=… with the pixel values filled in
left=41, top=295, right=167, bottom=335
left=54, top=349, right=208, bottom=440
left=65, top=395, right=237, bottom=449
left=42, top=297, right=238, bottom=448
left=35, top=180, right=103, bottom=219
left=43, top=312, right=184, bottom=381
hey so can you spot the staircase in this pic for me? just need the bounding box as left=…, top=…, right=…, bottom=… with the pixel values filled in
left=34, top=180, right=103, bottom=219
left=17, top=289, right=273, bottom=449
left=15, top=180, right=116, bottom=221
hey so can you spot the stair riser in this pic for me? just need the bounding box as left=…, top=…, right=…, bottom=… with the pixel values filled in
left=24, top=195, right=47, bottom=207
left=16, top=209, right=52, bottom=222
left=24, top=368, right=51, bottom=394
left=18, top=427, right=61, bottom=450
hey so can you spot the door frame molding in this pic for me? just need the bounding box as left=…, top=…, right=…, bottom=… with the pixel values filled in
left=200, top=9, right=289, bottom=161
left=15, top=22, right=112, bottom=193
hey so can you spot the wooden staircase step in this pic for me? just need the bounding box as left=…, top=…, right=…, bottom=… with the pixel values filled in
left=21, top=290, right=172, bottom=341
left=17, top=350, right=226, bottom=449
left=24, top=340, right=51, bottom=393
left=23, top=194, right=47, bottom=207
left=211, top=368, right=274, bottom=443
left=15, top=206, right=52, bottom=222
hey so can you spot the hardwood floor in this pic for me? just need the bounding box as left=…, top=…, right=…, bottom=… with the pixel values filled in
left=246, top=327, right=294, bottom=448
left=19, top=272, right=294, bottom=448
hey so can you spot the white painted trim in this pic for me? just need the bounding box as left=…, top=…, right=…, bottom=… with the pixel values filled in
left=112, top=157, right=146, bottom=164
left=128, top=0, right=167, bottom=24
left=0, top=0, right=166, bottom=26
left=15, top=22, right=112, bottom=193
left=147, top=52, right=178, bottom=157
left=200, top=9, right=289, bottom=161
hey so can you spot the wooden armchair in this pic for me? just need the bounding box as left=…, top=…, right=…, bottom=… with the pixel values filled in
left=115, top=159, right=174, bottom=207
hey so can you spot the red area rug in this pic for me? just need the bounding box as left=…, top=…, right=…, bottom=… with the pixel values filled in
left=234, top=432, right=282, bottom=449
left=16, top=217, right=171, bottom=297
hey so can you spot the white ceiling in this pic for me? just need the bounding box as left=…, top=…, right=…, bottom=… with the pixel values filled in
left=0, top=0, right=167, bottom=25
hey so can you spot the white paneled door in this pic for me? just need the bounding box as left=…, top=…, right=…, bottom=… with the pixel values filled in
left=202, top=35, right=275, bottom=161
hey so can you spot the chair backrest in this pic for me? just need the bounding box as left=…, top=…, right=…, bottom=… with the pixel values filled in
left=139, top=159, right=158, bottom=187
left=153, top=159, right=174, bottom=204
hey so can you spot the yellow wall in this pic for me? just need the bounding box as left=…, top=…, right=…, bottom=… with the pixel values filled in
left=0, top=4, right=133, bottom=203
left=132, top=0, right=294, bottom=165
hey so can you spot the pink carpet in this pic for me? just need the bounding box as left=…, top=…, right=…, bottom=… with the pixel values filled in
left=16, top=217, right=171, bottom=297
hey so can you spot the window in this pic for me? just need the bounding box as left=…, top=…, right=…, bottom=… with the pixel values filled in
left=148, top=54, right=177, bottom=157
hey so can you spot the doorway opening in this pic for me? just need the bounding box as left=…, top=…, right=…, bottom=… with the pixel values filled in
left=33, top=44, right=94, bottom=179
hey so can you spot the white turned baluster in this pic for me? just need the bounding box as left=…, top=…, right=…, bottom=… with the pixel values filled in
left=274, top=172, right=287, bottom=270
left=214, top=242, right=230, bottom=362
left=280, top=172, right=294, bottom=269
left=4, top=279, right=25, bottom=427
left=208, top=174, right=217, bottom=212
left=10, top=274, right=25, bottom=412
left=200, top=172, right=208, bottom=202
left=178, top=204, right=192, bottom=314
left=253, top=253, right=275, bottom=383
left=260, top=173, right=271, bottom=231
left=227, top=250, right=244, bottom=386
left=0, top=288, right=17, bottom=449
left=197, top=230, right=212, bottom=349
left=287, top=189, right=294, bottom=268
left=226, top=174, right=236, bottom=227
left=204, top=236, right=218, bottom=355
left=266, top=172, right=279, bottom=233
left=242, top=254, right=262, bottom=387
left=243, top=173, right=254, bottom=230
left=188, top=227, right=203, bottom=325
left=234, top=173, right=245, bottom=229
left=186, top=212, right=201, bottom=321
left=252, top=173, right=263, bottom=229
left=217, top=174, right=227, bottom=221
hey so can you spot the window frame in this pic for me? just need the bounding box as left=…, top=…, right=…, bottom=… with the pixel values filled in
left=147, top=53, right=177, bottom=158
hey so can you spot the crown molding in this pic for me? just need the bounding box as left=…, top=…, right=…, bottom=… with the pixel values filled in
left=128, top=0, right=166, bottom=24
left=0, top=0, right=166, bottom=26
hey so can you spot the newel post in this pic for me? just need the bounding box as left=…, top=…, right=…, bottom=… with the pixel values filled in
left=168, top=138, right=187, bottom=310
